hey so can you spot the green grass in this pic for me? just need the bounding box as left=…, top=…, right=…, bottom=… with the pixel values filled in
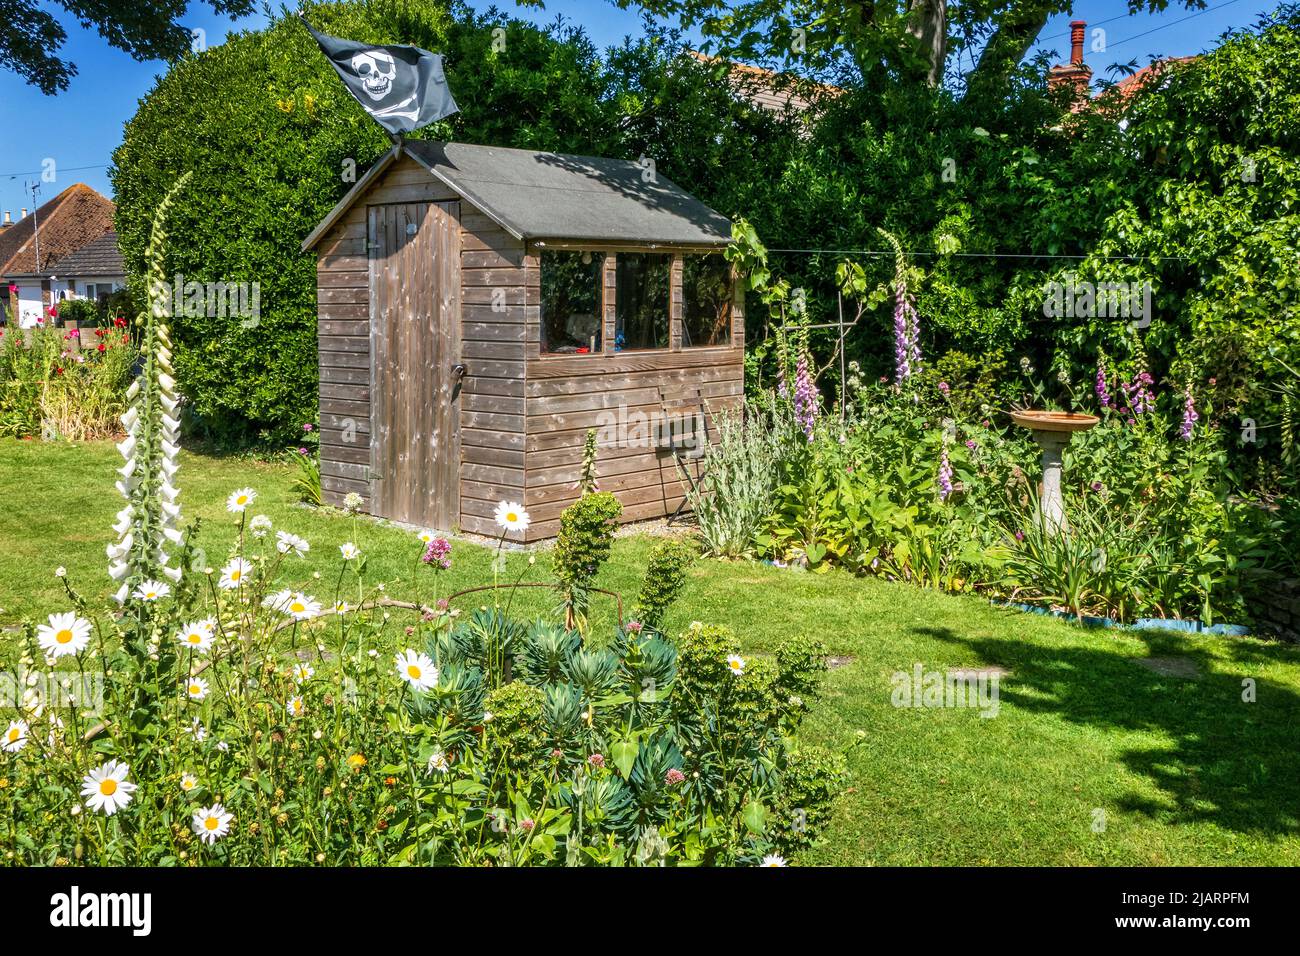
left=3, top=437, right=1299, bottom=865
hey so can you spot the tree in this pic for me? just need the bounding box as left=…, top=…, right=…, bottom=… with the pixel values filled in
left=0, top=0, right=256, bottom=94
left=607, top=0, right=1205, bottom=97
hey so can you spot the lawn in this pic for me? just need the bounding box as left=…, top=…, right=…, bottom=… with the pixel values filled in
left=2, top=437, right=1299, bottom=865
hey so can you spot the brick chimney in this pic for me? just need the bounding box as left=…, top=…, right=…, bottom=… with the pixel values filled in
left=1048, top=19, right=1094, bottom=105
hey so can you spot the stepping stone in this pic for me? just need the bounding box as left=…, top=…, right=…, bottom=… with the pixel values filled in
left=1133, top=656, right=1200, bottom=679
left=948, top=666, right=1012, bottom=680
left=826, top=655, right=856, bottom=669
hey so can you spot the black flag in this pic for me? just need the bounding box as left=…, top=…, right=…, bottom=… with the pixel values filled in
left=302, top=17, right=458, bottom=136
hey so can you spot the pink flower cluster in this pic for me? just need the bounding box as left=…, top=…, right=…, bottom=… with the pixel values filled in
left=421, top=537, right=452, bottom=569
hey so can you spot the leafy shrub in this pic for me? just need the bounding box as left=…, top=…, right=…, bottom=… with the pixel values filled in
left=632, top=539, right=696, bottom=630
left=686, top=406, right=798, bottom=557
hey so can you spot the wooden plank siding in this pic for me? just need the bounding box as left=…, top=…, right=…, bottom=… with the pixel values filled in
left=315, top=154, right=744, bottom=541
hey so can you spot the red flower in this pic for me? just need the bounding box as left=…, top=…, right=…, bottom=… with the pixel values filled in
left=97, top=343, right=106, bottom=353
left=94, top=328, right=106, bottom=337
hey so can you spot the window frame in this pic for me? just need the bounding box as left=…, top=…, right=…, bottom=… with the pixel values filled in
left=531, top=243, right=735, bottom=360
left=537, top=249, right=608, bottom=357
left=678, top=252, right=735, bottom=350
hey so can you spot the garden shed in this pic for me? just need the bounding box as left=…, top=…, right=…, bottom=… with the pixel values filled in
left=302, top=140, right=744, bottom=541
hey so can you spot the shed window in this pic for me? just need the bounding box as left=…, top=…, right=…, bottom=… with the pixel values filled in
left=681, top=254, right=732, bottom=347
left=614, top=252, right=671, bottom=351
left=541, top=251, right=605, bottom=354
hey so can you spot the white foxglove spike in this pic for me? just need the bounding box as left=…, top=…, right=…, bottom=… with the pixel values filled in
left=121, top=407, right=139, bottom=429
left=118, top=459, right=137, bottom=480
left=162, top=565, right=183, bottom=583
left=125, top=380, right=140, bottom=400
left=116, top=434, right=136, bottom=458
left=163, top=527, right=183, bottom=545
left=113, top=583, right=129, bottom=605
left=108, top=561, right=130, bottom=582
left=159, top=372, right=176, bottom=391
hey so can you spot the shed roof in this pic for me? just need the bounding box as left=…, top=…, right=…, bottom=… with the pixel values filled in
left=303, top=141, right=732, bottom=251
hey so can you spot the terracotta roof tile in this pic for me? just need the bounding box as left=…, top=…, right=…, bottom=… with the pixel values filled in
left=0, top=183, right=115, bottom=278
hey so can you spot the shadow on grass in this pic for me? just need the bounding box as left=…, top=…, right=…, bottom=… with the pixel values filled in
left=915, top=624, right=1300, bottom=840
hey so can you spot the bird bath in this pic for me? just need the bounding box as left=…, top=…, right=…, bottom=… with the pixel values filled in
left=1010, top=410, right=1099, bottom=531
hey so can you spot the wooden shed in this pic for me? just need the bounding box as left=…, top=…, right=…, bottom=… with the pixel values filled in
left=302, top=140, right=744, bottom=542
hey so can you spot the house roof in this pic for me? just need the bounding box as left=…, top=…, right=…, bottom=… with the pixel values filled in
left=303, top=141, right=732, bottom=251
left=686, top=51, right=841, bottom=115
left=46, top=231, right=125, bottom=278
left=1105, top=57, right=1197, bottom=105
left=0, top=183, right=115, bottom=278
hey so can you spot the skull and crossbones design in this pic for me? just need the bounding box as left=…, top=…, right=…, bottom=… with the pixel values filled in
left=351, top=49, right=397, bottom=100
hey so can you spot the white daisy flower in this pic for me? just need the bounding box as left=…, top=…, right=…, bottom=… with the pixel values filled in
left=218, top=558, right=251, bottom=590
left=286, top=696, right=306, bottom=718
left=395, top=649, right=438, bottom=692
left=36, top=612, right=92, bottom=658
left=2, top=720, right=29, bottom=753
left=226, top=488, right=257, bottom=513
left=132, top=580, right=171, bottom=602
left=189, top=719, right=207, bottom=743
left=249, top=514, right=272, bottom=538
left=494, top=501, right=531, bottom=533
left=417, top=530, right=435, bottom=544
left=291, top=662, right=314, bottom=683
left=180, top=772, right=199, bottom=793
left=80, top=760, right=136, bottom=815
left=192, top=803, right=233, bottom=844
left=176, top=620, right=214, bottom=652
left=726, top=654, right=746, bottom=676
left=333, top=600, right=349, bottom=615
left=186, top=676, right=210, bottom=701
left=339, top=542, right=360, bottom=560
left=275, top=531, right=310, bottom=557
left=54, top=566, right=66, bottom=577
left=759, top=854, right=787, bottom=867
left=280, top=592, right=321, bottom=621
left=216, top=740, right=229, bottom=752
left=426, top=749, right=450, bottom=775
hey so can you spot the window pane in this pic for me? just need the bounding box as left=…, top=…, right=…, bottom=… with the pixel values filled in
left=681, top=254, right=732, bottom=347
left=541, top=251, right=604, bottom=354
left=614, top=252, right=671, bottom=351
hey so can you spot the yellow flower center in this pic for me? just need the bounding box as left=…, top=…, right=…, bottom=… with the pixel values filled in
left=6, top=729, right=17, bottom=742
left=188, top=634, right=202, bottom=644
left=100, top=779, right=117, bottom=796
left=230, top=569, right=241, bottom=581
left=506, top=512, right=518, bottom=523
left=183, top=780, right=194, bottom=790
left=145, top=591, right=157, bottom=599
left=236, top=495, right=247, bottom=505
left=55, top=628, right=74, bottom=644
left=407, top=665, right=422, bottom=679
left=290, top=602, right=305, bottom=614
left=204, top=816, right=219, bottom=831
left=190, top=684, right=201, bottom=695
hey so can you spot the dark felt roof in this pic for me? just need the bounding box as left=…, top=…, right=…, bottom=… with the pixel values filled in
left=303, top=141, right=731, bottom=250
left=47, top=231, right=124, bottom=277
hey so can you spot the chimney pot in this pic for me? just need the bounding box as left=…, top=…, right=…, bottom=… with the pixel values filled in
left=20, top=208, right=27, bottom=219
left=2, top=211, right=9, bottom=224
left=1070, top=20, right=1087, bottom=65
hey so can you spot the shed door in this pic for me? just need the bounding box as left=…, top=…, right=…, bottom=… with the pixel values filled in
left=368, top=200, right=462, bottom=529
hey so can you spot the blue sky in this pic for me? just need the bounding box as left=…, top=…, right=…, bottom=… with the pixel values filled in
left=0, top=0, right=1273, bottom=217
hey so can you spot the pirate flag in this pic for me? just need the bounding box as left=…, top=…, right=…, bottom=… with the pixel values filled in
left=302, top=17, right=458, bottom=136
